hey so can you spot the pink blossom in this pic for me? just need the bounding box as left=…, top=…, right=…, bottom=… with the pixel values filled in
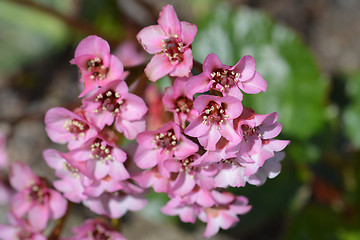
left=162, top=77, right=198, bottom=128
left=83, top=181, right=147, bottom=218
left=0, top=224, right=46, bottom=240
left=43, top=149, right=91, bottom=203
left=184, top=95, right=242, bottom=150
left=69, top=136, right=129, bottom=181
left=238, top=139, right=290, bottom=177
left=234, top=107, right=283, bottom=156
left=70, top=35, right=124, bottom=97
left=246, top=152, right=285, bottom=186
left=65, top=218, right=126, bottom=240
left=9, top=162, right=67, bottom=231
left=132, top=167, right=171, bottom=193
left=137, top=4, right=197, bottom=81
left=187, top=53, right=267, bottom=99
left=82, top=80, right=147, bottom=140
left=45, top=107, right=98, bottom=150
left=162, top=154, right=217, bottom=196
left=198, top=193, right=252, bottom=238
left=161, top=197, right=200, bottom=224
left=134, top=121, right=198, bottom=169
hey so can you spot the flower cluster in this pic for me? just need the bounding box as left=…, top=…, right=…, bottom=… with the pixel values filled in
left=0, top=4, right=289, bottom=240
left=133, top=4, right=289, bottom=238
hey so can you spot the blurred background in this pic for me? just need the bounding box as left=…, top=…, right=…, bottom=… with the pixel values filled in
left=1, top=0, right=360, bottom=239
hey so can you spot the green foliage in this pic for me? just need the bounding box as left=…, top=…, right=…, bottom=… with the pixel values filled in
left=0, top=1, right=69, bottom=75
left=343, top=71, right=360, bottom=148
left=192, top=5, right=328, bottom=140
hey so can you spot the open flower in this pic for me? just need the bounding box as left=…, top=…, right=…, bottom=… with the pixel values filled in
left=82, top=80, right=147, bottom=140
left=70, top=35, right=124, bottom=97
left=9, top=162, right=67, bottom=231
left=162, top=76, right=198, bottom=128
left=137, top=4, right=197, bottom=81
left=134, top=121, right=198, bottom=169
left=185, top=95, right=242, bottom=150
left=186, top=53, right=267, bottom=99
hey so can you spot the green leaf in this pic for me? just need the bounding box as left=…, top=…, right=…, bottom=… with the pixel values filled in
left=0, top=1, right=69, bottom=75
left=343, top=71, right=360, bottom=148
left=193, top=5, right=328, bottom=140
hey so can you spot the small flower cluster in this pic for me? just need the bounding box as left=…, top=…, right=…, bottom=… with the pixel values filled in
left=44, top=35, right=148, bottom=220
left=133, top=4, right=289, bottom=238
left=0, top=4, right=289, bottom=239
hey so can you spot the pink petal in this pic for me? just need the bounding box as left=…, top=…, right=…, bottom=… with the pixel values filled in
left=186, top=73, right=210, bottom=96
left=222, top=96, right=243, bottom=119
left=203, top=53, right=227, bottom=75
left=28, top=204, right=49, bottom=230
left=109, top=162, right=130, bottom=181
left=232, top=55, right=256, bottom=80
left=134, top=146, right=158, bottom=169
left=145, top=54, right=174, bottom=82
left=120, top=93, right=147, bottom=121
left=239, top=72, right=268, bottom=94
left=205, top=125, right=222, bottom=150
left=219, top=122, right=241, bottom=144
left=137, top=25, right=166, bottom=54
left=74, top=35, right=110, bottom=58
left=180, top=21, right=197, bottom=46
left=9, top=162, right=36, bottom=191
left=48, top=190, right=67, bottom=219
left=116, top=118, right=146, bottom=140
left=104, top=55, right=124, bottom=82
left=157, top=4, right=181, bottom=35
left=93, top=161, right=110, bottom=180
left=184, top=115, right=210, bottom=137
left=193, top=95, right=218, bottom=112
left=11, top=192, right=32, bottom=217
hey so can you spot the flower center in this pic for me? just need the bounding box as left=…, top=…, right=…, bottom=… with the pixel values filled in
left=154, top=129, right=179, bottom=153
left=241, top=124, right=261, bottom=142
left=90, top=225, right=111, bottom=240
left=175, top=96, right=193, bottom=113
left=94, top=90, right=124, bottom=115
left=63, top=119, right=89, bottom=137
left=202, top=101, right=229, bottom=129
left=90, top=139, right=113, bottom=161
left=162, top=35, right=184, bottom=62
left=17, top=231, right=34, bottom=240
left=210, top=69, right=241, bottom=92
left=28, top=184, right=46, bottom=204
left=87, top=57, right=108, bottom=80
left=180, top=156, right=195, bottom=173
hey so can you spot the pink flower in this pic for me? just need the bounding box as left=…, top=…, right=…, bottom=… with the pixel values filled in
left=83, top=181, right=147, bottom=218
left=82, top=80, right=147, bottom=140
left=198, top=193, right=252, bottom=238
left=44, top=107, right=98, bottom=150
left=137, top=4, right=197, bottom=81
left=65, top=218, right=126, bottom=240
left=0, top=224, right=46, bottom=240
left=186, top=53, right=267, bottom=99
left=69, top=136, right=129, bottom=181
left=184, top=95, right=242, bottom=150
left=70, top=35, right=124, bottom=97
left=235, top=107, right=283, bottom=156
left=134, top=121, right=198, bottom=169
left=43, top=149, right=91, bottom=203
left=9, top=162, right=67, bottom=231
left=162, top=77, right=198, bottom=128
